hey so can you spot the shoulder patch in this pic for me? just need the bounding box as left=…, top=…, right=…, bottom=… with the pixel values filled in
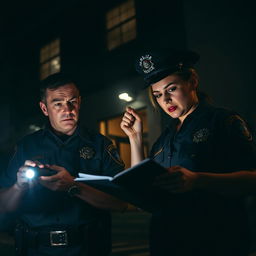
left=106, top=144, right=124, bottom=166
left=226, top=115, right=253, bottom=141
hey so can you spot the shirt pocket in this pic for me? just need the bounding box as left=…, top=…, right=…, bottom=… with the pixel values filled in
left=79, top=158, right=102, bottom=175
left=178, top=142, right=213, bottom=171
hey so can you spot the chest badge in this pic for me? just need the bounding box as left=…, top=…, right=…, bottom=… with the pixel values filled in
left=79, top=147, right=95, bottom=159
left=193, top=128, right=210, bottom=143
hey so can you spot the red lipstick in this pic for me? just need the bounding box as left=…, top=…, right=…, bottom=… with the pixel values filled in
left=168, top=106, right=177, bottom=113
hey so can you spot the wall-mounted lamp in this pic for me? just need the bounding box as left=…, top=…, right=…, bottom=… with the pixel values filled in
left=118, top=93, right=133, bottom=102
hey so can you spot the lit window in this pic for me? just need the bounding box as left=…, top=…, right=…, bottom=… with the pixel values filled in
left=40, top=39, right=61, bottom=80
left=106, top=0, right=136, bottom=51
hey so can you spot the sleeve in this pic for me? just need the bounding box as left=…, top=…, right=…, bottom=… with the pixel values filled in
left=0, top=143, right=24, bottom=188
left=223, top=114, right=256, bottom=170
left=100, top=136, right=125, bottom=177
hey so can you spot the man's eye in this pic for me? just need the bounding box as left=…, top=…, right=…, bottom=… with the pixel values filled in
left=54, top=103, right=62, bottom=107
left=167, top=86, right=177, bottom=93
left=71, top=100, right=77, bottom=104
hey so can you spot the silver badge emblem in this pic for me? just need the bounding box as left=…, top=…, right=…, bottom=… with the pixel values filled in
left=79, top=147, right=95, bottom=159
left=139, top=54, right=155, bottom=74
left=193, top=128, right=210, bottom=143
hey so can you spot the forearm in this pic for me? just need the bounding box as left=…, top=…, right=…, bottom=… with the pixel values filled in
left=129, top=133, right=144, bottom=167
left=0, top=184, right=26, bottom=212
left=195, top=170, right=256, bottom=195
left=75, top=182, right=128, bottom=211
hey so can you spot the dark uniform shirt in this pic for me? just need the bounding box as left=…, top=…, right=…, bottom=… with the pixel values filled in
left=0, top=125, right=124, bottom=255
left=149, top=102, right=256, bottom=256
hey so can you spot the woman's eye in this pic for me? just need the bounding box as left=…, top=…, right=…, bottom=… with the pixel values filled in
left=153, top=94, right=161, bottom=99
left=167, top=86, right=177, bottom=93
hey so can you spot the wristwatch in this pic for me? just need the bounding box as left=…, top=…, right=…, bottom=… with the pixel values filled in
left=67, top=184, right=81, bottom=197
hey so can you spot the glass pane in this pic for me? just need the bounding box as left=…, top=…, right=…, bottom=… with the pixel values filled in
left=107, top=116, right=126, bottom=137
left=50, top=39, right=60, bottom=58
left=108, top=27, right=121, bottom=50
left=99, top=121, right=107, bottom=136
left=106, top=7, right=120, bottom=29
left=122, top=19, right=136, bottom=43
left=119, top=142, right=131, bottom=168
left=50, top=56, right=61, bottom=74
left=40, top=45, right=49, bottom=63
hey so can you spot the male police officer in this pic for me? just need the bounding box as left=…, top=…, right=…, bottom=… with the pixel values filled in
left=0, top=73, right=127, bottom=256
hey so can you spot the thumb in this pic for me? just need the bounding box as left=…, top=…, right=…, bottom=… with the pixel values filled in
left=127, top=107, right=141, bottom=121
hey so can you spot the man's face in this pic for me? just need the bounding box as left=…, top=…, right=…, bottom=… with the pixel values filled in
left=39, top=83, right=81, bottom=135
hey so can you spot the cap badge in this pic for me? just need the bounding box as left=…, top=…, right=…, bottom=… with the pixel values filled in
left=178, top=62, right=183, bottom=70
left=79, top=147, right=95, bottom=160
left=139, top=54, right=155, bottom=74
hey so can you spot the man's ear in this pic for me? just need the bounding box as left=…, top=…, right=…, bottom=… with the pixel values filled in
left=78, top=96, right=81, bottom=109
left=39, top=101, right=49, bottom=116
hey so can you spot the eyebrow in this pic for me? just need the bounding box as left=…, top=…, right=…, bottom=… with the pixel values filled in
left=50, top=96, right=78, bottom=103
left=152, top=81, right=176, bottom=93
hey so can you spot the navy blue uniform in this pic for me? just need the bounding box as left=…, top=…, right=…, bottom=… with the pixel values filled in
left=149, top=102, right=256, bottom=256
left=0, top=125, right=124, bottom=256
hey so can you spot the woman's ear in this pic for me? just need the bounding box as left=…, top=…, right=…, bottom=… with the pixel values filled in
left=189, top=73, right=199, bottom=90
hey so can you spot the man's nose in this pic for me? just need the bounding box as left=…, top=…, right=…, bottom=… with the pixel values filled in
left=63, top=102, right=74, bottom=112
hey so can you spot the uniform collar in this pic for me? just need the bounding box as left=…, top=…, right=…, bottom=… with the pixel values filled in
left=166, top=101, right=211, bottom=131
left=42, top=122, right=80, bottom=145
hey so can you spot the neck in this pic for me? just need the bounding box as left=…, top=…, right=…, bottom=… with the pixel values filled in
left=50, top=126, right=77, bottom=136
left=178, top=101, right=199, bottom=124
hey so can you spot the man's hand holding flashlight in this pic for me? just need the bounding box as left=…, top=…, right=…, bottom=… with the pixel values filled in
left=39, top=165, right=75, bottom=192
left=15, top=160, right=44, bottom=191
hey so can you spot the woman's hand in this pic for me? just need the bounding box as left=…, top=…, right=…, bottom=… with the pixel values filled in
left=154, top=166, right=198, bottom=193
left=120, top=107, right=143, bottom=138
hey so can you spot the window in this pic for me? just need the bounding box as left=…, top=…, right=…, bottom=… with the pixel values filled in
left=106, top=0, right=136, bottom=51
left=40, top=39, right=61, bottom=80
left=99, top=108, right=148, bottom=168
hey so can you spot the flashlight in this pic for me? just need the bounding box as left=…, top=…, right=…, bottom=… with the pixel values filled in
left=24, top=167, right=56, bottom=179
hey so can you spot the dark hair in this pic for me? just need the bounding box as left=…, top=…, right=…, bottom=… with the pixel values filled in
left=40, top=73, right=79, bottom=102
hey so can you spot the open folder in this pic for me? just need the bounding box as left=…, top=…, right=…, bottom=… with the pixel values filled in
left=75, top=159, right=170, bottom=212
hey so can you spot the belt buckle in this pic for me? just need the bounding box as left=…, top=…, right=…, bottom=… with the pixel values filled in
left=50, top=230, right=68, bottom=246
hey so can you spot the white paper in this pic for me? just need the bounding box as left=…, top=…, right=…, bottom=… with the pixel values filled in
left=75, top=173, right=113, bottom=181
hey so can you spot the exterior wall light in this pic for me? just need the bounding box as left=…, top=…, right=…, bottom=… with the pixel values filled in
left=118, top=93, right=133, bottom=102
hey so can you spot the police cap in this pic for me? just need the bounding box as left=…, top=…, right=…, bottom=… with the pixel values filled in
left=135, top=48, right=200, bottom=86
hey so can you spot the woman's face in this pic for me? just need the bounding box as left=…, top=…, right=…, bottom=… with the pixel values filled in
left=151, top=73, right=198, bottom=122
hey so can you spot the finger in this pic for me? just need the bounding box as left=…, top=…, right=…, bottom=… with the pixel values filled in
left=126, top=107, right=141, bottom=121
left=24, top=160, right=37, bottom=167
left=122, top=115, right=134, bottom=124
left=124, top=112, right=135, bottom=121
left=34, top=160, right=45, bottom=168
left=167, top=166, right=182, bottom=172
left=47, top=165, right=63, bottom=172
left=155, top=171, right=182, bottom=181
left=121, top=120, right=132, bottom=128
left=40, top=175, right=59, bottom=182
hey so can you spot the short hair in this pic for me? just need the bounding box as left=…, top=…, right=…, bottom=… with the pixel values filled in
left=40, top=73, right=80, bottom=102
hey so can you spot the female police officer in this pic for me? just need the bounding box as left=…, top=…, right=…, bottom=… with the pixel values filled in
left=120, top=49, right=256, bottom=256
